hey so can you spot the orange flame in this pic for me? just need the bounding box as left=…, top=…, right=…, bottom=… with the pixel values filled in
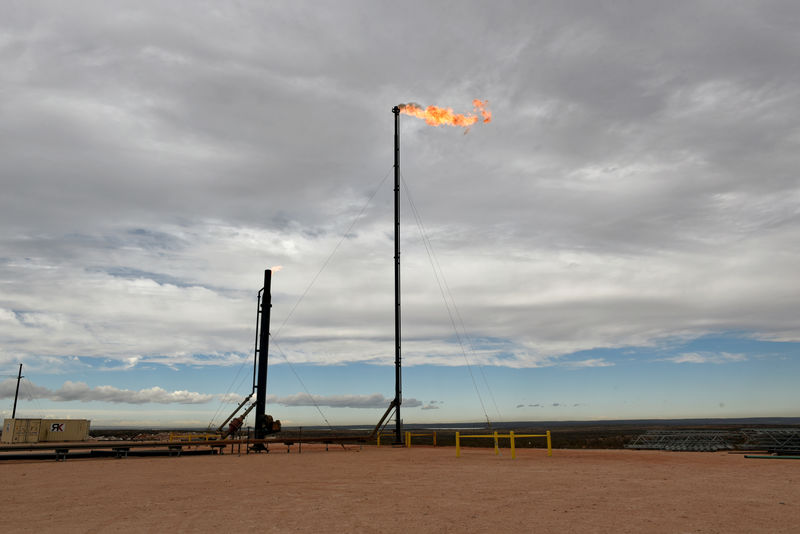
left=271, top=265, right=283, bottom=272
left=398, top=99, right=492, bottom=130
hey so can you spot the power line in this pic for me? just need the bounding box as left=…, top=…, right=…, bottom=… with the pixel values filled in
left=401, top=174, right=501, bottom=427
left=19, top=379, right=45, bottom=418
left=273, top=166, right=393, bottom=339
left=270, top=338, right=337, bottom=433
left=208, top=167, right=393, bottom=429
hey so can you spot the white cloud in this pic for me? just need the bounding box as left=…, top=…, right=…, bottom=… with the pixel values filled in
left=562, top=359, right=615, bottom=369
left=664, top=352, right=747, bottom=365
left=0, top=379, right=216, bottom=404
left=274, top=393, right=421, bottom=409
left=0, top=1, right=798, bottom=379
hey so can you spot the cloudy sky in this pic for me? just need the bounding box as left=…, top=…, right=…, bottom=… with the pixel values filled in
left=1, top=1, right=799, bottom=427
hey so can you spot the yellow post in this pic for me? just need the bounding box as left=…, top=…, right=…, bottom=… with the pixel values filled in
left=433, top=431, right=437, bottom=447
left=510, top=431, right=516, bottom=459
left=493, top=431, right=499, bottom=455
left=456, top=432, right=461, bottom=457
left=377, top=432, right=381, bottom=448
left=405, top=431, right=411, bottom=448
left=546, top=430, right=552, bottom=457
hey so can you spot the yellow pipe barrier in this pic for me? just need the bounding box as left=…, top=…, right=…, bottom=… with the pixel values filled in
left=378, top=431, right=439, bottom=448
left=402, top=432, right=439, bottom=448
left=455, top=431, right=552, bottom=458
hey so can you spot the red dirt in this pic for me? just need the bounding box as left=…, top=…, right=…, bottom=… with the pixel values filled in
left=2, top=446, right=798, bottom=533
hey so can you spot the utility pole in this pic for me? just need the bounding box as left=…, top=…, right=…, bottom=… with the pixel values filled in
left=12, top=364, right=23, bottom=419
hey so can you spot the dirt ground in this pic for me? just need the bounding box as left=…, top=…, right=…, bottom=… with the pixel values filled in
left=2, top=445, right=798, bottom=533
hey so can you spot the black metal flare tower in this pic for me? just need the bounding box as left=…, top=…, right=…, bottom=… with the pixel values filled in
left=392, top=106, right=403, bottom=444
left=254, top=269, right=273, bottom=440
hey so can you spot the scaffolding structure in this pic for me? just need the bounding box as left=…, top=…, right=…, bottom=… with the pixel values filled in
left=626, top=430, right=736, bottom=452
left=739, top=428, right=800, bottom=454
